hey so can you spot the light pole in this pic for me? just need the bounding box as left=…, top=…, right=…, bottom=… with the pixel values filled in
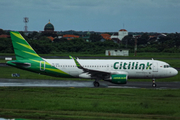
left=134, top=37, right=137, bottom=56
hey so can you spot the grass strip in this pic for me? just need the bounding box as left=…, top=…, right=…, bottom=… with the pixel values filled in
left=0, top=87, right=180, bottom=119
left=0, top=109, right=178, bottom=120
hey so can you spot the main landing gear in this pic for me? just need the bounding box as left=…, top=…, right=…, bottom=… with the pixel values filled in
left=93, top=78, right=100, bottom=87
left=93, top=81, right=100, bottom=87
left=152, top=78, right=157, bottom=87
left=93, top=78, right=101, bottom=87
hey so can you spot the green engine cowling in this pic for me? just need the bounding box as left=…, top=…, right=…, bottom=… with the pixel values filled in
left=111, top=74, right=127, bottom=84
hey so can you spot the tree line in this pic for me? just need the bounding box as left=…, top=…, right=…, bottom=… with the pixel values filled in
left=0, top=32, right=119, bottom=54
left=0, top=30, right=180, bottom=54
left=122, top=33, right=180, bottom=53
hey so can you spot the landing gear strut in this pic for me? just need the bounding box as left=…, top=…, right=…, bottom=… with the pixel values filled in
left=152, top=78, right=156, bottom=87
left=93, top=81, right=100, bottom=87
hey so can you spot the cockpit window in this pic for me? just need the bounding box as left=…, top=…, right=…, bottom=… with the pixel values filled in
left=164, top=65, right=171, bottom=68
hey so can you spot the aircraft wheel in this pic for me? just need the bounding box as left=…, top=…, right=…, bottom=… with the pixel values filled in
left=152, top=83, right=156, bottom=87
left=93, top=81, right=100, bottom=87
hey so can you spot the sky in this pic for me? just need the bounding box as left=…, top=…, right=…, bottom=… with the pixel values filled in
left=0, top=0, right=180, bottom=33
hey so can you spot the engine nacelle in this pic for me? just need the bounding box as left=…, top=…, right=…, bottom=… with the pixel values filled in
left=110, top=74, right=127, bottom=84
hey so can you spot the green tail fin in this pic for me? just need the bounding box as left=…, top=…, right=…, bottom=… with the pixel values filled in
left=10, top=31, right=41, bottom=60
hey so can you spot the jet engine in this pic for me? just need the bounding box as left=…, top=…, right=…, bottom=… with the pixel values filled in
left=110, top=74, right=127, bottom=84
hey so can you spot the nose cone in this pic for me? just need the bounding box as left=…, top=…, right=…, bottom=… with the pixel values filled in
left=167, top=68, right=178, bottom=77
left=170, top=68, right=178, bottom=76
left=172, top=68, right=178, bottom=76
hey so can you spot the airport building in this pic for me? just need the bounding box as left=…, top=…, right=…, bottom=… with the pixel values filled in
left=111, top=29, right=128, bottom=41
left=105, top=49, right=129, bottom=56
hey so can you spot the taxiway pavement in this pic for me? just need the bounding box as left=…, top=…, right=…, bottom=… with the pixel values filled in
left=0, top=79, right=179, bottom=89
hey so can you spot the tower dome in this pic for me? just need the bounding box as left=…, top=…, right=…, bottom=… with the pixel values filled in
left=119, top=29, right=127, bottom=31
left=44, top=20, right=54, bottom=31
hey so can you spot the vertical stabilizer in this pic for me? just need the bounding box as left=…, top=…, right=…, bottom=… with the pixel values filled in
left=10, top=31, right=41, bottom=60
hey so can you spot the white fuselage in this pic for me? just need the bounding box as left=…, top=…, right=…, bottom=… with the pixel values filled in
left=44, top=59, right=178, bottom=79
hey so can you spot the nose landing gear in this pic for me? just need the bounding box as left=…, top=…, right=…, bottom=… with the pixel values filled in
left=152, top=78, right=156, bottom=87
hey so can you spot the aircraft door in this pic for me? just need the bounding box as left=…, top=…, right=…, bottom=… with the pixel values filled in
left=40, top=61, right=45, bottom=71
left=153, top=62, right=158, bottom=72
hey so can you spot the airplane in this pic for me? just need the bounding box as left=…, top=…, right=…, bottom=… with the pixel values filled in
left=7, top=31, right=178, bottom=87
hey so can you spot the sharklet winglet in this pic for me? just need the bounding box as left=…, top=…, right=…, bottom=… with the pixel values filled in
left=70, top=56, right=83, bottom=69
left=69, top=55, right=73, bottom=59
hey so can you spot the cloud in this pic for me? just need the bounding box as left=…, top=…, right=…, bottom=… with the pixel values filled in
left=67, top=0, right=101, bottom=7
left=0, top=0, right=180, bottom=32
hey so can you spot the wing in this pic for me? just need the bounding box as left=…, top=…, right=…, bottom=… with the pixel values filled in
left=69, top=56, right=110, bottom=79
left=69, top=56, right=128, bottom=84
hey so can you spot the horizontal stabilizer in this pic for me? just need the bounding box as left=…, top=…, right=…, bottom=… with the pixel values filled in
left=11, top=62, right=31, bottom=67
